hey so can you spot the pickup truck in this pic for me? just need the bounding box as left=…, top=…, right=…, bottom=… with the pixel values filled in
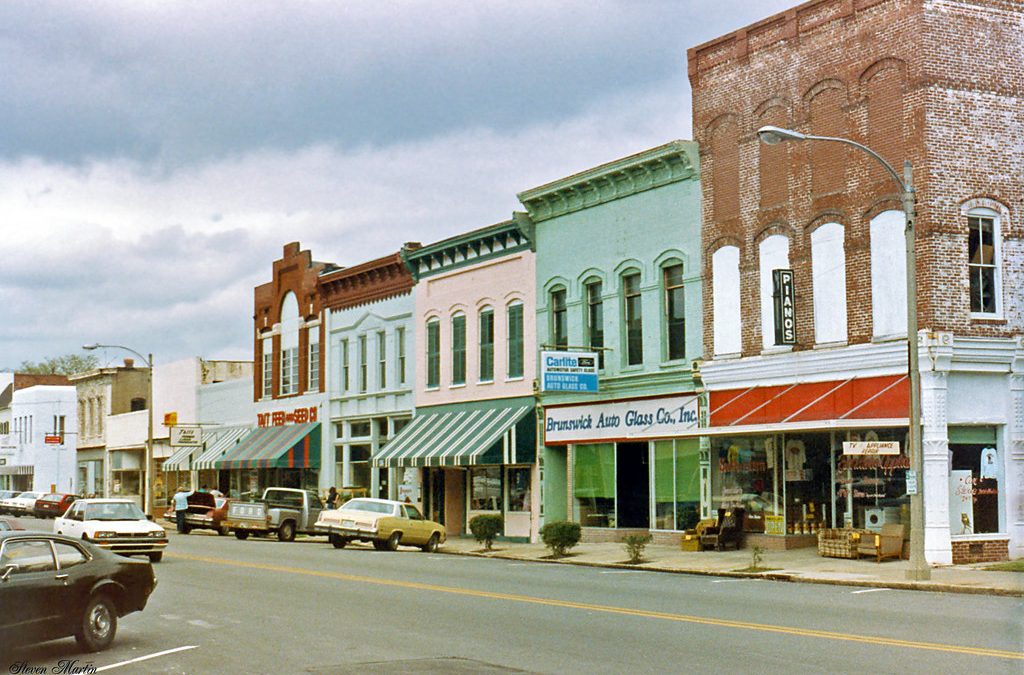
left=223, top=488, right=323, bottom=542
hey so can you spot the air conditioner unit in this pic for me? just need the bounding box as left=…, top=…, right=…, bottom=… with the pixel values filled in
left=863, top=507, right=901, bottom=531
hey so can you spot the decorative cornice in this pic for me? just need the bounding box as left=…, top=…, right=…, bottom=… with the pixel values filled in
left=517, top=141, right=698, bottom=223
left=319, top=251, right=414, bottom=311
left=403, top=220, right=532, bottom=281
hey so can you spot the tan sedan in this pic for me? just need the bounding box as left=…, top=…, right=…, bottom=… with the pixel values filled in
left=314, top=498, right=445, bottom=552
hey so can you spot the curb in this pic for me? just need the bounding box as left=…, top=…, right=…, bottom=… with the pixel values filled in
left=440, top=548, right=1023, bottom=597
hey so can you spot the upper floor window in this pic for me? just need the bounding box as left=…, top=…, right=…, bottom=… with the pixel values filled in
left=968, top=211, right=1000, bottom=315
left=280, top=292, right=300, bottom=395
left=663, top=264, right=686, bottom=361
left=358, top=334, right=368, bottom=393
left=811, top=223, right=847, bottom=344
left=340, top=339, right=350, bottom=391
left=377, top=331, right=387, bottom=390
left=622, top=272, right=643, bottom=366
left=426, top=319, right=440, bottom=388
left=507, top=302, right=524, bottom=379
left=550, top=287, right=568, bottom=349
left=759, top=235, right=790, bottom=350
left=261, top=337, right=273, bottom=398
left=870, top=211, right=907, bottom=338
left=130, top=397, right=146, bottom=412
left=451, top=313, right=467, bottom=386
left=479, top=308, right=494, bottom=382
left=712, top=246, right=741, bottom=356
left=396, top=327, right=406, bottom=386
left=307, top=327, right=320, bottom=392
left=585, top=279, right=604, bottom=369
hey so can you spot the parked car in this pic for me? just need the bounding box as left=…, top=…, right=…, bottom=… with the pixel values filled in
left=54, top=499, right=168, bottom=563
left=315, top=498, right=445, bottom=552
left=224, top=487, right=323, bottom=542
left=0, top=491, right=45, bottom=516
left=0, top=531, right=157, bottom=657
left=33, top=493, right=78, bottom=519
left=161, top=492, right=230, bottom=535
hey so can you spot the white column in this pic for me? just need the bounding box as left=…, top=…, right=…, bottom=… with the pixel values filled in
left=1008, top=338, right=1024, bottom=558
left=920, top=332, right=953, bottom=565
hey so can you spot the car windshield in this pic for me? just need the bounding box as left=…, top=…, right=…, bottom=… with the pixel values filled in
left=84, top=502, right=147, bottom=521
left=339, top=499, right=394, bottom=515
left=16, top=492, right=40, bottom=499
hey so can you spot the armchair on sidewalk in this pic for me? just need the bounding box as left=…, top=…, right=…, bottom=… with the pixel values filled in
left=700, top=508, right=745, bottom=551
left=857, top=523, right=905, bottom=563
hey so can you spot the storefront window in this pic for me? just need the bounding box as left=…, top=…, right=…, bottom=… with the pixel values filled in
left=783, top=433, right=834, bottom=534
left=350, top=445, right=371, bottom=488
left=710, top=437, right=777, bottom=531
left=835, top=429, right=908, bottom=531
left=949, top=439, right=999, bottom=535
left=470, top=467, right=501, bottom=511
left=653, top=440, right=701, bottom=531
left=573, top=443, right=615, bottom=527
left=507, top=467, right=530, bottom=512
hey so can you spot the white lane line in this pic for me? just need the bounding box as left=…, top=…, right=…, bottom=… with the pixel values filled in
left=851, top=588, right=891, bottom=595
left=711, top=579, right=743, bottom=583
left=188, top=619, right=216, bottom=628
left=601, top=570, right=640, bottom=574
left=506, top=563, right=531, bottom=567
left=95, top=645, right=199, bottom=672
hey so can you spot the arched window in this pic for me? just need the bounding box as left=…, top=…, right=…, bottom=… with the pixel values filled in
left=584, top=278, right=604, bottom=369
left=759, top=235, right=790, bottom=350
left=425, top=318, right=441, bottom=388
left=549, top=286, right=568, bottom=349
left=662, top=262, right=686, bottom=361
left=712, top=246, right=741, bottom=355
left=479, top=306, right=495, bottom=382
left=279, top=292, right=300, bottom=395
left=967, top=207, right=1001, bottom=316
left=870, top=211, right=907, bottom=337
left=506, top=302, right=524, bottom=379
left=451, top=312, right=467, bottom=386
left=811, top=223, right=847, bottom=344
left=621, top=271, right=643, bottom=366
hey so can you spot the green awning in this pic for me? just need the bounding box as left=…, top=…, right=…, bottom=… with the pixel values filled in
left=373, top=398, right=535, bottom=468
left=215, top=423, right=321, bottom=470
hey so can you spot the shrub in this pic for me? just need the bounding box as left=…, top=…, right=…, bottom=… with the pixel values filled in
left=540, top=521, right=582, bottom=558
left=623, top=533, right=652, bottom=564
left=469, top=514, right=503, bottom=550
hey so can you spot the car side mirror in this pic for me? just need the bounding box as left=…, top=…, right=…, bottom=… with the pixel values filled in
left=1, top=564, right=18, bottom=582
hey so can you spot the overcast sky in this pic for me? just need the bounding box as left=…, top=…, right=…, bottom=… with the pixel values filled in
left=1, top=0, right=797, bottom=370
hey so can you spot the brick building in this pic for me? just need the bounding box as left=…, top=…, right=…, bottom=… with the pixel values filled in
left=689, top=0, right=1022, bottom=562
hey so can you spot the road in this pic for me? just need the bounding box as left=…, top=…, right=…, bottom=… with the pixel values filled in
left=4, top=517, right=1023, bottom=674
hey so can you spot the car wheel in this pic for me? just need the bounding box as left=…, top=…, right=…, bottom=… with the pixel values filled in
left=278, top=521, right=296, bottom=542
left=329, top=534, right=347, bottom=549
left=234, top=531, right=249, bottom=540
left=217, top=524, right=229, bottom=536
left=421, top=533, right=440, bottom=553
left=148, top=552, right=163, bottom=563
left=385, top=531, right=401, bottom=551
left=75, top=594, right=117, bottom=652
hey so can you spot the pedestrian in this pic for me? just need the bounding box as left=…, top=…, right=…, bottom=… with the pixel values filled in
left=172, top=486, right=194, bottom=534
left=326, top=486, right=338, bottom=510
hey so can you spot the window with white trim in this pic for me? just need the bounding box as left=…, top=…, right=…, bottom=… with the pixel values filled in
left=451, top=313, right=466, bottom=386
left=377, top=331, right=387, bottom=390
left=307, top=327, right=320, bottom=392
left=358, top=334, right=368, bottom=392
left=870, top=210, right=907, bottom=337
left=663, top=263, right=686, bottom=361
left=261, top=337, right=273, bottom=398
left=426, top=319, right=440, bottom=388
left=479, top=308, right=494, bottom=382
left=712, top=246, right=741, bottom=355
left=622, top=271, right=643, bottom=366
left=279, top=292, right=300, bottom=395
left=758, top=235, right=789, bottom=350
left=968, top=209, right=1001, bottom=315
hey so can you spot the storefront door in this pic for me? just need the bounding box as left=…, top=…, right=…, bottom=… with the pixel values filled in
left=617, top=443, right=649, bottom=528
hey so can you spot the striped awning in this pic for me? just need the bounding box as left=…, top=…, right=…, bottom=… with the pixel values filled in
left=215, top=423, right=321, bottom=470
left=193, top=426, right=253, bottom=471
left=162, top=441, right=201, bottom=473
left=373, top=400, right=534, bottom=468
left=0, top=464, right=33, bottom=476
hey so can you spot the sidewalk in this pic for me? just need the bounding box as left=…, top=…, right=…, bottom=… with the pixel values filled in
left=439, top=537, right=1024, bottom=597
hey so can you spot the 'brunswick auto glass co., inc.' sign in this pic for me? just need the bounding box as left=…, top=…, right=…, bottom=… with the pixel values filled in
left=544, top=395, right=700, bottom=444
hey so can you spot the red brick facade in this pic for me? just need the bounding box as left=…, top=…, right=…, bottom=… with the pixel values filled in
left=253, top=242, right=328, bottom=401
left=689, top=0, right=1023, bottom=358
left=950, top=538, right=1009, bottom=564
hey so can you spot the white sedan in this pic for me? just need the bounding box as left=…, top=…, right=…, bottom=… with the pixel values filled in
left=0, top=491, right=44, bottom=516
left=54, top=498, right=168, bottom=563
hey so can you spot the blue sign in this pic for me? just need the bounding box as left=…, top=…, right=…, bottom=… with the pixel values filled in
left=541, top=351, right=599, bottom=393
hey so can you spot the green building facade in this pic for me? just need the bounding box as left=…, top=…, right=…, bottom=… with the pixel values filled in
left=518, top=141, right=705, bottom=538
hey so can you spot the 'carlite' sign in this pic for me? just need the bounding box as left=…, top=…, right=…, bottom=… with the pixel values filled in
left=541, top=351, right=598, bottom=393
left=544, top=395, right=699, bottom=444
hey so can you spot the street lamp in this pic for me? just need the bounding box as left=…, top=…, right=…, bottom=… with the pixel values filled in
left=756, top=125, right=930, bottom=581
left=83, top=343, right=156, bottom=517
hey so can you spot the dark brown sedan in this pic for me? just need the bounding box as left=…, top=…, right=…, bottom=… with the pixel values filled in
left=0, top=531, right=157, bottom=659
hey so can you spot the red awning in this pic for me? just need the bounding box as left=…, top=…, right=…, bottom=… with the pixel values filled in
left=709, top=375, right=909, bottom=428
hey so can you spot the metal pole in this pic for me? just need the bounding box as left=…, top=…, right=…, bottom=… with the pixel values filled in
left=902, top=164, right=930, bottom=580
left=146, top=353, right=155, bottom=517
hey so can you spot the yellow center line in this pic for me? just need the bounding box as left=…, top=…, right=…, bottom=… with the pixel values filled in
left=169, top=552, right=1022, bottom=661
